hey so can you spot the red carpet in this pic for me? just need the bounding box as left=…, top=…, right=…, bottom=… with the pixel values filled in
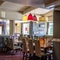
left=0, top=55, right=22, bottom=60
left=0, top=50, right=23, bottom=60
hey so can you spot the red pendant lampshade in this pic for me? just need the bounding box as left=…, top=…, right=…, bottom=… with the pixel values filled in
left=28, top=13, right=33, bottom=21
left=33, top=15, right=37, bottom=21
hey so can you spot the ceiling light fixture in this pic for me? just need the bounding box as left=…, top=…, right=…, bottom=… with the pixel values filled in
left=39, top=15, right=46, bottom=21
left=28, top=13, right=33, bottom=21
left=22, top=14, right=28, bottom=21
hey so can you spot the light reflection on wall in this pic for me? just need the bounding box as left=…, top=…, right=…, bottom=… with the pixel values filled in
left=14, top=20, right=21, bottom=34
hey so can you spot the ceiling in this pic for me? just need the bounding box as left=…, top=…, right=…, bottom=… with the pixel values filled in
left=0, top=1, right=52, bottom=15
left=26, top=8, right=52, bottom=15
left=2, top=0, right=60, bottom=7
left=0, top=1, right=25, bottom=11
left=0, top=1, right=36, bottom=14
left=0, top=0, right=54, bottom=20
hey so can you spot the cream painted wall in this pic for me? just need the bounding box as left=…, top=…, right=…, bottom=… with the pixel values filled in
left=0, top=10, right=23, bottom=20
left=5, top=11, right=23, bottom=20
left=10, top=20, right=14, bottom=35
left=44, top=11, right=53, bottom=22
left=44, top=11, right=53, bottom=16
left=15, top=23, right=21, bottom=34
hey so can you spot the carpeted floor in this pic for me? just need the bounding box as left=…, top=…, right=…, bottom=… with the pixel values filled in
left=0, top=56, right=21, bottom=60
left=0, top=50, right=23, bottom=60
left=0, top=55, right=22, bottom=60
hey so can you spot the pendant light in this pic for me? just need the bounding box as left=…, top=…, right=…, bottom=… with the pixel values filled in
left=39, top=15, right=45, bottom=21
left=22, top=6, right=28, bottom=22
left=33, top=10, right=37, bottom=21
left=28, top=13, right=33, bottom=21
left=22, top=14, right=28, bottom=21
left=33, top=15, right=37, bottom=21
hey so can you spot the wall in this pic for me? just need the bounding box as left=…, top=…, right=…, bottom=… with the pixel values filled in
left=0, top=22, right=6, bottom=34
left=53, top=10, right=60, bottom=38
left=10, top=20, right=14, bottom=35
left=44, top=11, right=53, bottom=21
left=53, top=10, right=60, bottom=60
left=0, top=10, right=23, bottom=20
left=15, top=23, right=21, bottom=34
left=5, top=11, right=23, bottom=20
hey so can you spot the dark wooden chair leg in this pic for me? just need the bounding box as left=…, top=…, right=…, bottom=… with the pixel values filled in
left=23, top=52, right=25, bottom=60
left=25, top=53, right=27, bottom=60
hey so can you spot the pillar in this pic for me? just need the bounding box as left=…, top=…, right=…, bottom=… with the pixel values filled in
left=29, top=21, right=33, bottom=38
left=53, top=10, right=60, bottom=60
left=10, top=20, right=14, bottom=35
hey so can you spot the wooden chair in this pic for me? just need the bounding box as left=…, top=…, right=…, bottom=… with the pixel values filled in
left=1, top=37, right=5, bottom=47
left=22, top=38, right=28, bottom=60
left=28, top=38, right=34, bottom=60
left=5, top=38, right=12, bottom=53
left=34, top=40, right=50, bottom=60
left=34, top=40, right=41, bottom=60
left=28, top=39, right=34, bottom=55
left=8, top=38, right=15, bottom=55
left=9, top=38, right=14, bottom=50
left=6, top=38, right=10, bottom=47
left=1, top=37, right=5, bottom=52
left=18, top=35, right=23, bottom=50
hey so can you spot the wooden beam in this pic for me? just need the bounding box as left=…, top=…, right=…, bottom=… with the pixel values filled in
left=18, top=6, right=36, bottom=14
left=18, top=11, right=23, bottom=14
left=44, top=0, right=58, bottom=5
left=22, top=6, right=36, bottom=14
left=0, top=0, right=4, bottom=5
left=44, top=0, right=60, bottom=7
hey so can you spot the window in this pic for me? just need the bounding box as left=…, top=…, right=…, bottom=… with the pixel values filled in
left=6, top=20, right=10, bottom=35
left=0, top=19, right=10, bottom=35
left=33, top=22, right=46, bottom=36
left=48, top=22, right=53, bottom=35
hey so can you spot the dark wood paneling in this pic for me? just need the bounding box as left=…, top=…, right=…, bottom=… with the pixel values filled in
left=53, top=10, right=60, bottom=60
left=53, top=10, right=60, bottom=38
left=0, top=0, right=4, bottom=5
left=44, top=0, right=58, bottom=5
left=53, top=42, right=59, bottom=60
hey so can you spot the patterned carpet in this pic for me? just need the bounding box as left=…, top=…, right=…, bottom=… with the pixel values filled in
left=0, top=55, right=23, bottom=60
left=0, top=50, right=23, bottom=60
left=0, top=55, right=22, bottom=60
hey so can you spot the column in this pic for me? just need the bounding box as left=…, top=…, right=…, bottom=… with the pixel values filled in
left=53, top=10, right=60, bottom=60
left=29, top=21, right=33, bottom=38
left=10, top=20, right=14, bottom=35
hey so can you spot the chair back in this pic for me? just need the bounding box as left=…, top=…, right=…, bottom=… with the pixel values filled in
left=9, top=38, right=14, bottom=49
left=6, top=38, right=10, bottom=47
left=34, top=40, right=41, bottom=57
left=28, top=39, right=34, bottom=55
left=22, top=38, right=27, bottom=53
left=2, top=37, right=5, bottom=47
